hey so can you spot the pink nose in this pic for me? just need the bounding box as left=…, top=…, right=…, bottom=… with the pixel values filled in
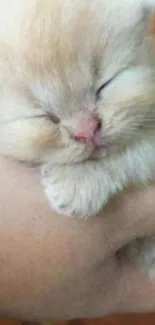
left=74, top=117, right=100, bottom=143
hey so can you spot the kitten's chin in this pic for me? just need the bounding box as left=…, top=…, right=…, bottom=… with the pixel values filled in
left=90, top=146, right=120, bottom=160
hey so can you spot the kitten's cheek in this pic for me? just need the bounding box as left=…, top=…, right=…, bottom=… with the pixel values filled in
left=0, top=119, right=71, bottom=162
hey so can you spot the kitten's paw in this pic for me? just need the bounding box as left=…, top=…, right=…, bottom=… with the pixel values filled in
left=41, top=164, right=109, bottom=218
left=118, top=237, right=155, bottom=278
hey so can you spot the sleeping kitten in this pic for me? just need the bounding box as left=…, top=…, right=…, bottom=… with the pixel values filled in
left=0, top=0, right=155, bottom=272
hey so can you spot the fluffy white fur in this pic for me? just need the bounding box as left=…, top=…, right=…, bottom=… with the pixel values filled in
left=0, top=0, right=155, bottom=272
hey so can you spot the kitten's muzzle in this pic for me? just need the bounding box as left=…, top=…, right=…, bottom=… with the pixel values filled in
left=73, top=117, right=101, bottom=143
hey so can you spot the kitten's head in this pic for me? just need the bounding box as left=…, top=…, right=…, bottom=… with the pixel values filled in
left=1, top=0, right=155, bottom=163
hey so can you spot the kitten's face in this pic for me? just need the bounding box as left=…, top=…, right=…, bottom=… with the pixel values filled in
left=1, top=0, right=155, bottom=163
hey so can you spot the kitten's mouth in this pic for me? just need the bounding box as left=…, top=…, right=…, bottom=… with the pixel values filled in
left=86, top=137, right=117, bottom=159
left=88, top=131, right=123, bottom=159
left=91, top=144, right=119, bottom=159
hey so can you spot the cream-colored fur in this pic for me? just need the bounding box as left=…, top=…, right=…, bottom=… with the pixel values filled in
left=0, top=0, right=155, bottom=272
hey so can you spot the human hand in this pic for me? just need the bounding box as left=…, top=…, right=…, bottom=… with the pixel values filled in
left=0, top=157, right=155, bottom=320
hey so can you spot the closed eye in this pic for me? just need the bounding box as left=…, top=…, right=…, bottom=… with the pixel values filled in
left=30, top=112, right=60, bottom=124
left=96, top=70, right=126, bottom=99
left=96, top=77, right=115, bottom=99
left=96, top=77, right=114, bottom=98
left=48, top=112, right=60, bottom=124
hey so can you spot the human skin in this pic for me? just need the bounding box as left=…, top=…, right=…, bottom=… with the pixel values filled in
left=0, top=157, right=155, bottom=321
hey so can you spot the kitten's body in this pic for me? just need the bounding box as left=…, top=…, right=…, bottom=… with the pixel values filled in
left=1, top=0, right=155, bottom=272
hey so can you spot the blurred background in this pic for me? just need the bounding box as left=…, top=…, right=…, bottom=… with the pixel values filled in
left=1, top=315, right=155, bottom=325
